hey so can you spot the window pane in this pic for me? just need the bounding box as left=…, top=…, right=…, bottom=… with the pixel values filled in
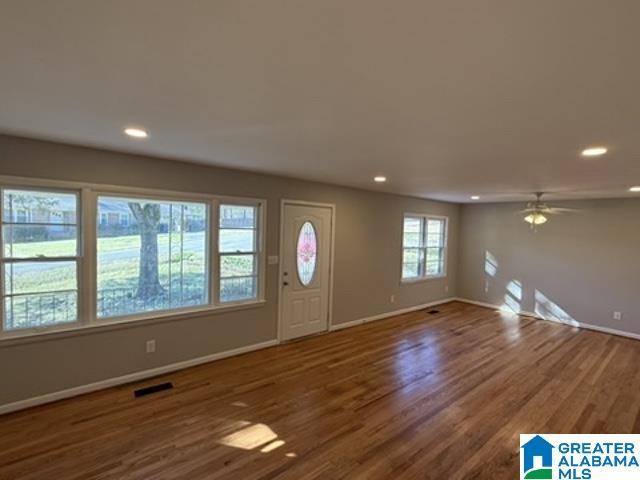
left=5, top=292, right=78, bottom=331
left=4, top=261, right=77, bottom=295
left=221, top=254, right=256, bottom=278
left=220, top=205, right=256, bottom=229
left=403, top=217, right=423, bottom=247
left=3, top=261, right=78, bottom=330
left=426, top=262, right=443, bottom=275
left=219, top=229, right=255, bottom=253
left=427, top=248, right=444, bottom=275
left=97, top=196, right=208, bottom=318
left=297, top=221, right=317, bottom=286
left=3, top=225, right=78, bottom=258
left=427, top=219, right=443, bottom=236
left=220, top=277, right=257, bottom=302
left=427, top=233, right=443, bottom=247
left=3, top=189, right=77, bottom=224
left=402, top=248, right=423, bottom=278
left=426, top=247, right=442, bottom=263
left=402, top=262, right=420, bottom=278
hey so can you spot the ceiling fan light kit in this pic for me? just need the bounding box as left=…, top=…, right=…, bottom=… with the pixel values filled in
left=518, top=192, right=578, bottom=229
left=524, top=213, right=548, bottom=225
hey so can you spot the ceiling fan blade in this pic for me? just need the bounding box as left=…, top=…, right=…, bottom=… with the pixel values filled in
left=546, top=207, right=579, bottom=212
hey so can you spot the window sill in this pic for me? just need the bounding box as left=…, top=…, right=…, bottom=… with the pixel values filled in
left=0, top=300, right=267, bottom=346
left=400, top=274, right=447, bottom=285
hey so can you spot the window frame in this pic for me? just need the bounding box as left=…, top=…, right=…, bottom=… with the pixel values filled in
left=0, top=185, right=83, bottom=333
left=94, top=191, right=213, bottom=322
left=400, top=213, right=448, bottom=283
left=217, top=202, right=262, bottom=305
left=0, top=175, right=266, bottom=342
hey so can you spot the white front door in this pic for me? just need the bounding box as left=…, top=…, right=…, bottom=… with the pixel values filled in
left=280, top=202, right=333, bottom=341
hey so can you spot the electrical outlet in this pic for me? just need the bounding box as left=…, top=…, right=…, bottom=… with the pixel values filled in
left=613, top=312, right=622, bottom=321
left=146, top=340, right=156, bottom=353
left=445, top=284, right=449, bottom=293
left=390, top=294, right=395, bottom=304
left=484, top=280, right=490, bottom=293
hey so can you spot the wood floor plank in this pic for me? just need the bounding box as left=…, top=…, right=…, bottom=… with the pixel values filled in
left=0, top=301, right=639, bottom=479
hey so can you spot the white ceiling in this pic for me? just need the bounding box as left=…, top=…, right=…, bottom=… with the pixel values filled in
left=1, top=1, right=639, bottom=203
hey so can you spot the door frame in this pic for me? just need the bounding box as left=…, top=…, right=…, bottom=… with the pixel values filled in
left=277, top=199, right=336, bottom=343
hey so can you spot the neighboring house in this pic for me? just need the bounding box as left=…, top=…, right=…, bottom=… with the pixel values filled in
left=98, top=201, right=134, bottom=228
left=5, top=205, right=76, bottom=240
left=97, top=200, right=206, bottom=235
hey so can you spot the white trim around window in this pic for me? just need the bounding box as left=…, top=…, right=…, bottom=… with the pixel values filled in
left=400, top=213, right=448, bottom=284
left=0, top=175, right=266, bottom=342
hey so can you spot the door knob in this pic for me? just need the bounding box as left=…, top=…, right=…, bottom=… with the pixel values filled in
left=283, top=281, right=289, bottom=286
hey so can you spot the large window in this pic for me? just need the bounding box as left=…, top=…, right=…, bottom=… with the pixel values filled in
left=219, top=204, right=259, bottom=303
left=97, top=196, right=209, bottom=319
left=0, top=178, right=265, bottom=339
left=1, top=188, right=80, bottom=330
left=401, top=214, right=447, bottom=281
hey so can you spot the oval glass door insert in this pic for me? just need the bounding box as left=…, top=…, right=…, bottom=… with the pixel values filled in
left=296, top=221, right=318, bottom=286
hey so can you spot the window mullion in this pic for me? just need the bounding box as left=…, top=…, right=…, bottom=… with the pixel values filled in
left=421, top=218, right=428, bottom=278
left=80, top=188, right=97, bottom=325
left=257, top=202, right=264, bottom=300
left=0, top=188, right=4, bottom=334
left=211, top=198, right=220, bottom=307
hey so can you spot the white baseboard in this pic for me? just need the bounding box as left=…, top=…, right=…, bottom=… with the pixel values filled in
left=330, top=297, right=456, bottom=332
left=329, top=318, right=364, bottom=331
left=2, top=298, right=456, bottom=415
left=0, top=339, right=279, bottom=416
left=456, top=297, right=640, bottom=341
left=11, top=296, right=632, bottom=416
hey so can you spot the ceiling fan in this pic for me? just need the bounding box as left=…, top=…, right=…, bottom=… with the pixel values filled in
left=518, top=192, right=577, bottom=228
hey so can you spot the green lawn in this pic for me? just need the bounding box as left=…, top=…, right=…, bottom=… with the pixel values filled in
left=7, top=230, right=254, bottom=294
left=7, top=231, right=206, bottom=258
left=5, top=230, right=257, bottom=327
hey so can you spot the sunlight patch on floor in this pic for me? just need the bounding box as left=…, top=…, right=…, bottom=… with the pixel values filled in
left=260, top=439, right=286, bottom=453
left=218, top=423, right=279, bottom=450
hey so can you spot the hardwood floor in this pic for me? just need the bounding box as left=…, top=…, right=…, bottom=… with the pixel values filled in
left=1, top=301, right=640, bottom=479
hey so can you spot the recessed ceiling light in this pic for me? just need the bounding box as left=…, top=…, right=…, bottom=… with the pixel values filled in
left=470, top=196, right=480, bottom=200
left=374, top=176, right=387, bottom=183
left=581, top=146, right=607, bottom=157
left=629, top=186, right=640, bottom=192
left=124, top=127, right=148, bottom=139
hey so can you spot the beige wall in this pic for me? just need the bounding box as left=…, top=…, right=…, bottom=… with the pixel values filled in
left=0, top=135, right=459, bottom=406
left=458, top=200, right=640, bottom=335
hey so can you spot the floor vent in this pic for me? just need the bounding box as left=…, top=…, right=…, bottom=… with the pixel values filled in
left=427, top=309, right=440, bottom=315
left=134, top=382, right=174, bottom=398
